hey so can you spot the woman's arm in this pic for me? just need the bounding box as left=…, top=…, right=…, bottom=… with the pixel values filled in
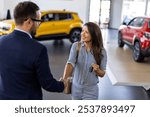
left=93, top=48, right=107, bottom=77
left=63, top=42, right=79, bottom=80
left=63, top=63, right=74, bottom=80
left=92, top=63, right=105, bottom=77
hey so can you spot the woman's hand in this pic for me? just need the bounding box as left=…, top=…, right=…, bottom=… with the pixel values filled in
left=59, top=77, right=67, bottom=89
left=91, top=63, right=105, bottom=77
left=91, top=63, right=99, bottom=72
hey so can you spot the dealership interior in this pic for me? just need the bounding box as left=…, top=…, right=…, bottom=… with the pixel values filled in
left=0, top=0, right=150, bottom=100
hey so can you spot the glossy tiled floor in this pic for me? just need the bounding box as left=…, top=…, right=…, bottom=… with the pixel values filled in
left=40, top=29, right=150, bottom=100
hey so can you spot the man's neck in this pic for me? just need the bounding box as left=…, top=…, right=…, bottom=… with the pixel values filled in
left=15, top=26, right=32, bottom=38
left=15, top=26, right=29, bottom=33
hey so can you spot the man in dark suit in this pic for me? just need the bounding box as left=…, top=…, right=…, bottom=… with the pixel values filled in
left=0, top=1, right=65, bottom=99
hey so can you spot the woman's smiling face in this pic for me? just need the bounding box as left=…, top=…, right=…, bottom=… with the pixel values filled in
left=81, top=25, right=91, bottom=43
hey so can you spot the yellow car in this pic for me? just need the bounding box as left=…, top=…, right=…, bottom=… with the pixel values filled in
left=0, top=10, right=83, bottom=43
left=0, top=20, right=15, bottom=36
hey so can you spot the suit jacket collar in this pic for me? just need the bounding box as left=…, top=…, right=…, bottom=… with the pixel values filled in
left=13, top=29, right=32, bottom=39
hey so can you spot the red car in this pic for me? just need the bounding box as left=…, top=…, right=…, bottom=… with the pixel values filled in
left=118, top=16, right=150, bottom=62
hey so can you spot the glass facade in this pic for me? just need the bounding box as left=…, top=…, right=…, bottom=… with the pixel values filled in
left=122, top=0, right=149, bottom=22
left=147, top=0, right=150, bottom=16
left=89, top=0, right=110, bottom=27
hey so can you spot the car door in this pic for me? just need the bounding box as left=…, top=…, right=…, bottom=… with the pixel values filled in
left=54, top=13, right=73, bottom=34
left=35, top=13, right=57, bottom=37
left=126, top=17, right=144, bottom=43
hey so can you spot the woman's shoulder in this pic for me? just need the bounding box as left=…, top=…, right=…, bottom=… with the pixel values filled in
left=72, top=41, right=78, bottom=46
left=72, top=41, right=82, bottom=48
left=73, top=41, right=82, bottom=45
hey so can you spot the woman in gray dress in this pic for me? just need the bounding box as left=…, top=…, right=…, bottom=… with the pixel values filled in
left=63, top=22, right=107, bottom=100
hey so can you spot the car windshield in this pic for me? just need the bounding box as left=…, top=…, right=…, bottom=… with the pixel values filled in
left=122, top=15, right=134, bottom=25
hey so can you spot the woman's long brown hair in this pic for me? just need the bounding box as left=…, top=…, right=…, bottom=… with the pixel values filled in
left=84, top=22, right=104, bottom=65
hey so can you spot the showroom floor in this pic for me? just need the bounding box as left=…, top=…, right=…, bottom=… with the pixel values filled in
left=105, top=29, right=150, bottom=87
left=40, top=28, right=150, bottom=100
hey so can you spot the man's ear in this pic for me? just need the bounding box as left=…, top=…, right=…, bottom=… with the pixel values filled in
left=27, top=18, right=32, bottom=25
left=24, top=18, right=33, bottom=29
left=24, top=18, right=32, bottom=25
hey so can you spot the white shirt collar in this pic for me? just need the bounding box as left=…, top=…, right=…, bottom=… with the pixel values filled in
left=15, top=28, right=32, bottom=38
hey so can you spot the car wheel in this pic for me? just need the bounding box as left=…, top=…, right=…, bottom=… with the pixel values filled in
left=133, top=41, right=144, bottom=62
left=118, top=32, right=124, bottom=47
left=69, top=29, right=81, bottom=43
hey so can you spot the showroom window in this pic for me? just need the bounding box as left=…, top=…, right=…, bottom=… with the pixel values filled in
left=122, top=0, right=146, bottom=21
left=147, top=0, right=150, bottom=16
left=89, top=0, right=110, bottom=26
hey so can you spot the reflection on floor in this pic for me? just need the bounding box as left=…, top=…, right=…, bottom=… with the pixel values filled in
left=40, top=28, right=150, bottom=100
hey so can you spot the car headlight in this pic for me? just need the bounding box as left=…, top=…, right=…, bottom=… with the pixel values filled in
left=0, top=22, right=12, bottom=31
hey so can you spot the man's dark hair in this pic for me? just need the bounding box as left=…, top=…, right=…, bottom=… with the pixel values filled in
left=14, top=1, right=39, bottom=25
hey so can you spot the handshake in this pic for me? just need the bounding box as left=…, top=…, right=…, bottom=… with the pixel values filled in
left=59, top=77, right=72, bottom=94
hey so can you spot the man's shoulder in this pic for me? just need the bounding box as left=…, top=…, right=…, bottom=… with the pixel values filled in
left=0, top=34, right=11, bottom=43
left=30, top=38, right=45, bottom=49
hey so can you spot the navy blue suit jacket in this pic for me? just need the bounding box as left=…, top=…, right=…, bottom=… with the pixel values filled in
left=0, top=30, right=64, bottom=99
